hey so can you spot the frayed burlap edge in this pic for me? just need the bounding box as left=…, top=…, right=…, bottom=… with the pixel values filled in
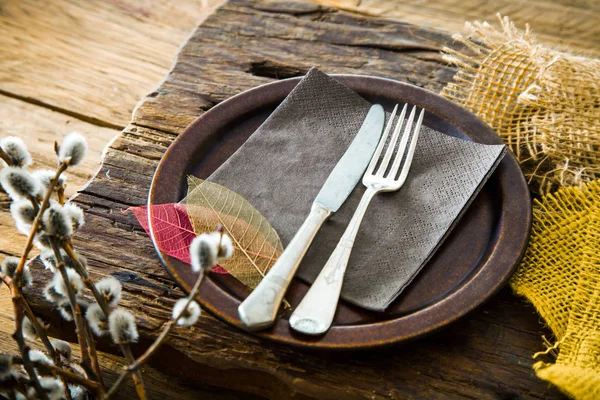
left=510, top=179, right=600, bottom=400
left=442, top=15, right=600, bottom=194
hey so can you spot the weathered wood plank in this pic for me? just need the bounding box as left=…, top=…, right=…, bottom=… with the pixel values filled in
left=0, top=95, right=118, bottom=257
left=316, top=0, right=600, bottom=58
left=0, top=286, right=259, bottom=400
left=20, top=1, right=566, bottom=398
left=0, top=0, right=222, bottom=128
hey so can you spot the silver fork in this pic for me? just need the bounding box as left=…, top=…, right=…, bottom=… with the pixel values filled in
left=289, top=104, right=425, bottom=336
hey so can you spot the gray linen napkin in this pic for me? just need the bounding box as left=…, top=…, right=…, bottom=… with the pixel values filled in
left=208, top=68, right=506, bottom=311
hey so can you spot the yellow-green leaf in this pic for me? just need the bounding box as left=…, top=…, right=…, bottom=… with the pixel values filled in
left=183, top=176, right=283, bottom=290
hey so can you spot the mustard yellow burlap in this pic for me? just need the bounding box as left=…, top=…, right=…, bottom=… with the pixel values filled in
left=515, top=181, right=600, bottom=400
left=442, top=16, right=600, bottom=195
left=442, top=16, right=600, bottom=400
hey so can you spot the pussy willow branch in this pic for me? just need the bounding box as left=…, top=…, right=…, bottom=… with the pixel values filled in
left=62, top=240, right=110, bottom=316
left=105, top=226, right=225, bottom=398
left=12, top=308, right=49, bottom=400
left=9, top=355, right=106, bottom=398
left=104, top=268, right=207, bottom=400
left=58, top=242, right=104, bottom=385
left=5, top=163, right=69, bottom=400
left=13, top=162, right=68, bottom=286
left=120, top=344, right=147, bottom=400
left=3, top=275, right=57, bottom=362
left=61, top=240, right=146, bottom=399
left=49, top=238, right=99, bottom=383
left=8, top=165, right=69, bottom=363
left=11, top=362, right=32, bottom=398
left=84, top=322, right=104, bottom=386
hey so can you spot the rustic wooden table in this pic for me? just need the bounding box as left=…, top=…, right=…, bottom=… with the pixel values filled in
left=1, top=0, right=598, bottom=398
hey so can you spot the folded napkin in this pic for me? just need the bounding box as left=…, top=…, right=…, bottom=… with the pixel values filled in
left=208, top=68, right=506, bottom=311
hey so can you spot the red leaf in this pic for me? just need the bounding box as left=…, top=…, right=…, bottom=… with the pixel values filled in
left=127, top=204, right=228, bottom=274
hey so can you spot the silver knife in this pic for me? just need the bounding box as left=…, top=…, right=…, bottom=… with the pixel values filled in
left=238, top=104, right=385, bottom=331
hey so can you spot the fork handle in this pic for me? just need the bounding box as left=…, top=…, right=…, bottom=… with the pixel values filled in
left=289, top=187, right=378, bottom=335
left=238, top=202, right=331, bottom=331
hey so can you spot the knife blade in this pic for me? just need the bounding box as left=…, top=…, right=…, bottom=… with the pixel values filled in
left=238, top=104, right=385, bottom=331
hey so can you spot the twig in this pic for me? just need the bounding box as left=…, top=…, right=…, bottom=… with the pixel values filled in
left=57, top=187, right=66, bottom=206
left=8, top=283, right=57, bottom=361
left=84, top=320, right=104, bottom=386
left=120, top=344, right=146, bottom=400
left=5, top=163, right=70, bottom=400
left=105, top=269, right=206, bottom=399
left=0, top=147, right=9, bottom=165
left=10, top=356, right=106, bottom=398
left=8, top=166, right=69, bottom=362
left=62, top=241, right=110, bottom=316
left=102, top=369, right=127, bottom=399
left=57, top=243, right=104, bottom=385
left=11, top=308, right=49, bottom=400
left=13, top=162, right=68, bottom=286
left=62, top=241, right=146, bottom=399
left=49, top=238, right=98, bottom=382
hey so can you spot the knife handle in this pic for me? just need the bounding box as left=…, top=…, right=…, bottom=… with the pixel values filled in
left=238, top=203, right=331, bottom=331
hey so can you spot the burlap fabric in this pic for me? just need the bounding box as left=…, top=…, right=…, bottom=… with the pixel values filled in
left=442, top=16, right=600, bottom=399
left=512, top=181, right=600, bottom=400
left=442, top=16, right=600, bottom=194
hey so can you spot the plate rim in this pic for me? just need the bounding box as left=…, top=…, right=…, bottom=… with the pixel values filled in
left=148, top=74, right=532, bottom=349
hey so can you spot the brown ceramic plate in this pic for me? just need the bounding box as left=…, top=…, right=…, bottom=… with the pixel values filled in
left=148, top=75, right=531, bottom=350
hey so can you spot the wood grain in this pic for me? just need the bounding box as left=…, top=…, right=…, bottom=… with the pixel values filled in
left=0, top=95, right=118, bottom=257
left=0, top=0, right=222, bottom=129
left=317, top=0, right=600, bottom=58
left=21, top=1, right=566, bottom=398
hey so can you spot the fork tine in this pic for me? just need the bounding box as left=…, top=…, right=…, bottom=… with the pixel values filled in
left=365, top=104, right=397, bottom=176
left=396, top=108, right=424, bottom=185
left=376, top=104, right=407, bottom=177
left=387, top=105, right=416, bottom=179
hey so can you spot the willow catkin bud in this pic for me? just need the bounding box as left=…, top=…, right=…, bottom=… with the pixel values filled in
left=34, top=231, right=52, bottom=250
left=172, top=298, right=201, bottom=326
left=28, top=349, right=53, bottom=366
left=108, top=308, right=138, bottom=344
left=50, top=339, right=72, bottom=362
left=40, top=250, right=58, bottom=272
left=58, top=132, right=87, bottom=166
left=217, top=233, right=234, bottom=261
left=10, top=199, right=36, bottom=226
left=22, top=316, right=46, bottom=341
left=15, top=220, right=31, bottom=237
left=0, top=136, right=31, bottom=167
left=33, top=377, right=64, bottom=400
left=42, top=203, right=73, bottom=238
left=31, top=169, right=66, bottom=190
left=0, top=257, right=31, bottom=287
left=53, top=268, right=83, bottom=297
left=189, top=233, right=219, bottom=272
left=43, top=282, right=65, bottom=304
left=69, top=385, right=87, bottom=400
left=95, top=276, right=122, bottom=307
left=0, top=167, right=41, bottom=200
left=41, top=248, right=85, bottom=272
left=63, top=202, right=85, bottom=231
left=86, top=303, right=108, bottom=336
left=57, top=298, right=90, bottom=322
